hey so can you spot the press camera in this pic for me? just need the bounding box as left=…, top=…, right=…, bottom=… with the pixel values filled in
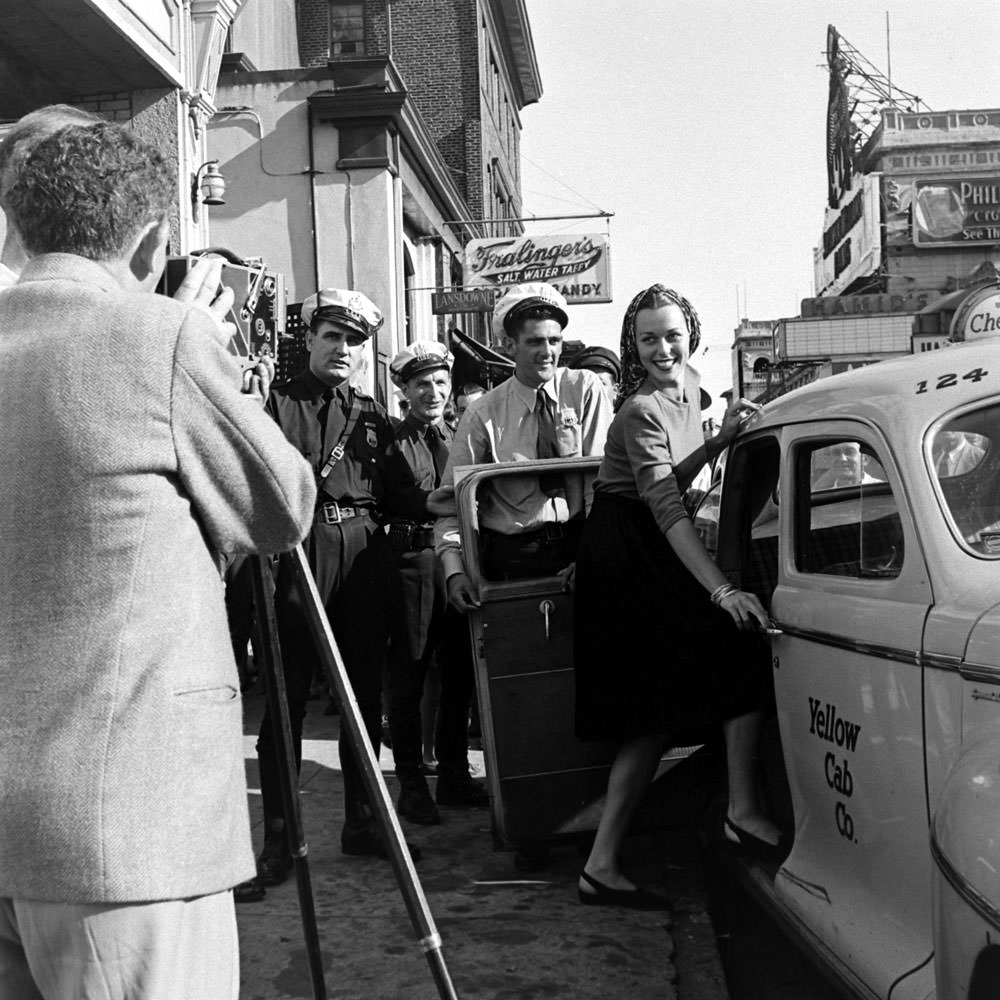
left=158, top=248, right=286, bottom=361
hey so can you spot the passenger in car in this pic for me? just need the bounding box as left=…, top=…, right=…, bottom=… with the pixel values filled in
left=932, top=429, right=986, bottom=477
left=573, top=283, right=784, bottom=911
left=810, top=441, right=881, bottom=489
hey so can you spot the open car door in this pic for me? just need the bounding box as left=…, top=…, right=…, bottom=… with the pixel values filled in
left=454, top=457, right=617, bottom=855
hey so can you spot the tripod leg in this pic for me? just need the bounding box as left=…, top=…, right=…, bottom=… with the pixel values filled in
left=248, top=555, right=328, bottom=1000
left=285, top=545, right=460, bottom=1000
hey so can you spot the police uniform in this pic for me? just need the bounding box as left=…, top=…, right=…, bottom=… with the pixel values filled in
left=386, top=342, right=487, bottom=826
left=255, top=290, right=430, bottom=876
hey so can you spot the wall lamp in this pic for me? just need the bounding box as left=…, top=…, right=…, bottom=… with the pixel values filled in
left=192, top=159, right=226, bottom=220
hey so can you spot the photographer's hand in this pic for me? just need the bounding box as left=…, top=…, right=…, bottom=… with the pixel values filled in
left=173, top=256, right=237, bottom=342
left=242, top=355, right=274, bottom=405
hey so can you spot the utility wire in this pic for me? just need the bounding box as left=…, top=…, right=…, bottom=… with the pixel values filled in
left=520, top=152, right=607, bottom=214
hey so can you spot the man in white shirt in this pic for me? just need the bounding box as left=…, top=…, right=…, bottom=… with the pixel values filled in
left=933, top=430, right=986, bottom=477
left=435, top=282, right=612, bottom=610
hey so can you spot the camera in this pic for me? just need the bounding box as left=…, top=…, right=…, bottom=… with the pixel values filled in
left=158, top=248, right=286, bottom=361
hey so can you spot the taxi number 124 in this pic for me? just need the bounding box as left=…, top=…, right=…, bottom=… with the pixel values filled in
left=915, top=367, right=990, bottom=393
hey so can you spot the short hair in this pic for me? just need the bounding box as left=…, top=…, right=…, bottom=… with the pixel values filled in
left=0, top=104, right=101, bottom=207
left=6, top=122, right=174, bottom=261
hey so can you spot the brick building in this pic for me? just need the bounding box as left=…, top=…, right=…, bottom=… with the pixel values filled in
left=212, top=0, right=541, bottom=404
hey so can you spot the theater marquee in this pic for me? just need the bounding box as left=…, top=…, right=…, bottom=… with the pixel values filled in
left=463, top=233, right=612, bottom=304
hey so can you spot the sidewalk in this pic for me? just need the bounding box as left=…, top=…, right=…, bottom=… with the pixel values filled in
left=236, top=689, right=728, bottom=1000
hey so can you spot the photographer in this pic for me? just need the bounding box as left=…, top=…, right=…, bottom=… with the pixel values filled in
left=0, top=121, right=316, bottom=999
left=0, top=103, right=101, bottom=286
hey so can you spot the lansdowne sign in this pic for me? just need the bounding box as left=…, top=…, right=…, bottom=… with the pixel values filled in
left=463, top=233, right=612, bottom=304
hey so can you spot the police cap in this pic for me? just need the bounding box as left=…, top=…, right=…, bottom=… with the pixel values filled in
left=569, top=346, right=621, bottom=382
left=390, top=340, right=453, bottom=387
left=300, top=288, right=383, bottom=339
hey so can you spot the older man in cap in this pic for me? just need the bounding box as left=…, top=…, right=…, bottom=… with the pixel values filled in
left=386, top=341, right=488, bottom=824
left=254, top=290, right=450, bottom=883
left=435, top=282, right=613, bottom=610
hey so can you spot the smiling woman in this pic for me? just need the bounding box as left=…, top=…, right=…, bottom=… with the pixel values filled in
left=572, top=283, right=781, bottom=911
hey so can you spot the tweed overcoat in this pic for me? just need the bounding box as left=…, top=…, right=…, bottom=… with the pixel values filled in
left=0, top=254, right=316, bottom=903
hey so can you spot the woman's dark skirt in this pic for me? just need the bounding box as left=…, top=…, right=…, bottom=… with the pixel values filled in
left=573, top=490, right=771, bottom=743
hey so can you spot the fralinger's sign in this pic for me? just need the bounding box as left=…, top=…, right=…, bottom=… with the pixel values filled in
left=463, top=233, right=612, bottom=304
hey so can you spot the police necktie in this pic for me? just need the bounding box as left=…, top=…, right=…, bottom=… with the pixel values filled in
left=426, top=423, right=449, bottom=486
left=536, top=388, right=562, bottom=495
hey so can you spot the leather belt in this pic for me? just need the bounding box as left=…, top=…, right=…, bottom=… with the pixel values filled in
left=388, top=522, right=435, bottom=551
left=516, top=522, right=573, bottom=545
left=316, top=501, right=371, bottom=525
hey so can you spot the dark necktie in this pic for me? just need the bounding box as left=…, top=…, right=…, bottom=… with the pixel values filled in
left=536, top=389, right=562, bottom=495
left=425, top=423, right=449, bottom=485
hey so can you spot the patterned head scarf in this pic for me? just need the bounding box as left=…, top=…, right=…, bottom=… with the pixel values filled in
left=615, top=284, right=702, bottom=411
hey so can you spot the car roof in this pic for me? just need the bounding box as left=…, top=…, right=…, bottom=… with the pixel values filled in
left=752, top=339, right=1000, bottom=438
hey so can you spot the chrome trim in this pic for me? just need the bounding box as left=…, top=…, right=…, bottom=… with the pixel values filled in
left=960, top=663, right=1000, bottom=685
left=921, top=652, right=964, bottom=674
left=773, top=621, right=919, bottom=665
left=930, top=833, right=1000, bottom=931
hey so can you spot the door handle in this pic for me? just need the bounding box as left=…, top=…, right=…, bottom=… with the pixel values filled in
left=539, top=599, right=554, bottom=640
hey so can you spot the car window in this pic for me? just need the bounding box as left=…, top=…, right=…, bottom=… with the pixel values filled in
left=796, top=439, right=903, bottom=579
left=931, top=403, right=1000, bottom=555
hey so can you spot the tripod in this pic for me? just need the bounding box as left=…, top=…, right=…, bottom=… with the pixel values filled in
left=248, top=547, right=460, bottom=1000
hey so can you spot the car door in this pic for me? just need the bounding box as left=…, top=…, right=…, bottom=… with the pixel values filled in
left=453, top=457, right=620, bottom=850
left=766, top=421, right=935, bottom=999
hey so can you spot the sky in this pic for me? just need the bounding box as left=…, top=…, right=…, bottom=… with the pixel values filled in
left=519, top=0, right=1000, bottom=416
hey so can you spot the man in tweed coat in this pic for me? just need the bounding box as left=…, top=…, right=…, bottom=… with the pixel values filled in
left=0, top=122, right=316, bottom=998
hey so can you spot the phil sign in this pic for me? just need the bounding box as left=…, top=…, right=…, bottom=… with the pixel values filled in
left=463, top=233, right=611, bottom=304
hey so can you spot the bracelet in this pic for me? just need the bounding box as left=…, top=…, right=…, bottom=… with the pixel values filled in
left=710, top=583, right=739, bottom=607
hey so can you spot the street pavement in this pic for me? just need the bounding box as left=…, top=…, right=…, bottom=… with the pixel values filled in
left=236, top=687, right=729, bottom=1000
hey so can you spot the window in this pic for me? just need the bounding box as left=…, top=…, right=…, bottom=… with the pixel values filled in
left=931, top=404, right=1000, bottom=555
left=795, top=439, right=903, bottom=579
left=330, top=2, right=364, bottom=56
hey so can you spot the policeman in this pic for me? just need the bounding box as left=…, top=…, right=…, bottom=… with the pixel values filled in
left=255, top=289, right=447, bottom=883
left=386, top=341, right=488, bottom=826
left=568, top=345, right=621, bottom=403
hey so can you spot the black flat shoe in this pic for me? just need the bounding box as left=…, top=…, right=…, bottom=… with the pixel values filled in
left=577, top=870, right=673, bottom=916
left=255, top=847, right=291, bottom=886
left=723, top=817, right=789, bottom=864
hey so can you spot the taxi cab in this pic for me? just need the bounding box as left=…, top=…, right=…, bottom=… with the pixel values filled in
left=694, top=338, right=1000, bottom=1000
left=451, top=339, right=999, bottom=997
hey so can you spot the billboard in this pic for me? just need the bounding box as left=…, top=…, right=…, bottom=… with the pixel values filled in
left=913, top=178, right=1000, bottom=247
left=814, top=174, right=881, bottom=296
left=463, top=233, right=611, bottom=304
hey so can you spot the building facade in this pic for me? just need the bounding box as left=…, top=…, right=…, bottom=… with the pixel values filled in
left=731, top=318, right=777, bottom=400
left=212, top=0, right=540, bottom=402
